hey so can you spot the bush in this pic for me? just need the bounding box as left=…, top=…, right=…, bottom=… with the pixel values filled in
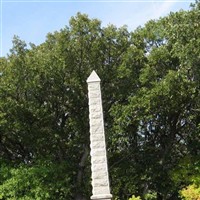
left=129, top=194, right=142, bottom=200
left=0, top=161, right=72, bottom=199
left=180, top=184, right=200, bottom=200
left=144, top=191, right=157, bottom=200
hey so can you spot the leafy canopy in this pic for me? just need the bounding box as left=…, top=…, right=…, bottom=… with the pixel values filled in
left=1, top=2, right=200, bottom=199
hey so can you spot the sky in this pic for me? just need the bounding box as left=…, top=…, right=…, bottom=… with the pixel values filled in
left=0, top=0, right=196, bottom=57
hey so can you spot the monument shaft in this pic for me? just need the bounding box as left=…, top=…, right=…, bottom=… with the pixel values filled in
left=87, top=71, right=112, bottom=200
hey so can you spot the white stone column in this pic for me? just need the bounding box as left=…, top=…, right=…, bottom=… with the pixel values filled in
left=87, top=71, right=112, bottom=200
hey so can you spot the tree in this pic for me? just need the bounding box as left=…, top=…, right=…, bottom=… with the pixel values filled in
left=110, top=2, right=200, bottom=199
left=0, top=13, right=131, bottom=199
left=0, top=2, right=200, bottom=199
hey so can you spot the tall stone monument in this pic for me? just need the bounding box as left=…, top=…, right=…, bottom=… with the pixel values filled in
left=87, top=71, right=112, bottom=200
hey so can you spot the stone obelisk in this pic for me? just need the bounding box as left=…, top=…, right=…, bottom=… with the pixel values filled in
left=87, top=71, right=112, bottom=200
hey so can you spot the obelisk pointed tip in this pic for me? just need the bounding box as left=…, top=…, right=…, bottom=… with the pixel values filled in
left=87, top=70, right=101, bottom=83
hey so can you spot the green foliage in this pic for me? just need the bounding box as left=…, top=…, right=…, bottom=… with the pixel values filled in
left=0, top=161, right=71, bottom=199
left=110, top=2, right=200, bottom=199
left=0, top=12, right=131, bottom=199
left=1, top=1, right=200, bottom=199
left=144, top=191, right=157, bottom=200
left=180, top=184, right=200, bottom=200
left=129, top=194, right=142, bottom=200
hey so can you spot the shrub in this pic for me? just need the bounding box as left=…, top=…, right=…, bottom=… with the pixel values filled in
left=180, top=184, right=200, bottom=200
left=144, top=191, right=157, bottom=200
left=0, top=161, right=72, bottom=199
left=129, top=194, right=142, bottom=200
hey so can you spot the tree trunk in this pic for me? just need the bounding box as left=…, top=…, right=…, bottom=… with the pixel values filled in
left=75, top=145, right=89, bottom=200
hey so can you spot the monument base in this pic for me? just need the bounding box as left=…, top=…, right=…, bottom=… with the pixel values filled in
left=91, top=194, right=112, bottom=200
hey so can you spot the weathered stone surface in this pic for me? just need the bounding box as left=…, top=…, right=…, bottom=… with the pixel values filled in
left=90, top=134, right=104, bottom=142
left=93, top=163, right=107, bottom=172
left=90, top=112, right=102, bottom=119
left=89, top=98, right=101, bottom=106
left=92, top=170, right=107, bottom=178
left=91, top=141, right=105, bottom=149
left=90, top=105, right=101, bottom=112
left=87, top=71, right=112, bottom=200
left=92, top=156, right=106, bottom=164
left=87, top=71, right=101, bottom=83
left=91, top=193, right=112, bottom=200
left=90, top=119, right=103, bottom=126
left=91, top=126, right=103, bottom=134
left=92, top=186, right=111, bottom=197
left=93, top=179, right=109, bottom=187
left=89, top=92, right=101, bottom=98
left=90, top=148, right=106, bottom=157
